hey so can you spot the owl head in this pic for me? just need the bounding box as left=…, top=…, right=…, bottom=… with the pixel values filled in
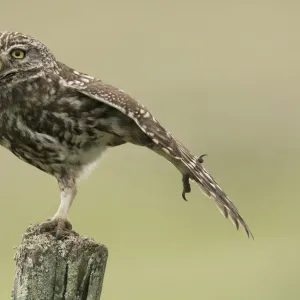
left=0, top=31, right=57, bottom=84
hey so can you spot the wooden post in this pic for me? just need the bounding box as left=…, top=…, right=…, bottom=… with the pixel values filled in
left=12, top=223, right=108, bottom=300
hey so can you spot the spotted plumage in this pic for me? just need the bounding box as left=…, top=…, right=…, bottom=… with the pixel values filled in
left=0, top=31, right=253, bottom=238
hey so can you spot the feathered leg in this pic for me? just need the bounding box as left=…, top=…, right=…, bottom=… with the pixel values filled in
left=40, top=173, right=76, bottom=239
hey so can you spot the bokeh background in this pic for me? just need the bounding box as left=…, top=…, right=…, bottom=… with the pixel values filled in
left=0, top=1, right=299, bottom=299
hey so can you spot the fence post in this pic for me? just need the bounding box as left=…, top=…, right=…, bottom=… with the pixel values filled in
left=12, top=223, right=108, bottom=300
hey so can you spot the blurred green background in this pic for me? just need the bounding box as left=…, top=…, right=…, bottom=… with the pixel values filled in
left=0, top=1, right=299, bottom=299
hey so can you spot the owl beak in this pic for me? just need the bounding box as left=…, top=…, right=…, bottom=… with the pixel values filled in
left=0, top=54, right=9, bottom=72
left=0, top=55, right=13, bottom=77
left=0, top=55, right=6, bottom=72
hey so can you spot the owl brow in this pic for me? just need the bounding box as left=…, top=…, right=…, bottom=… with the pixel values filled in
left=6, top=44, right=29, bottom=53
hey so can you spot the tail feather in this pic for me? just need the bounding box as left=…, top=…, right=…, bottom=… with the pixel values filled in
left=178, top=144, right=253, bottom=239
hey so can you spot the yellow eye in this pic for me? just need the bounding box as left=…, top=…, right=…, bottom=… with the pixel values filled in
left=11, top=49, right=26, bottom=59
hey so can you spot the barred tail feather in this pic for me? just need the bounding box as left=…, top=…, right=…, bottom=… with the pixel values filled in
left=179, top=145, right=253, bottom=239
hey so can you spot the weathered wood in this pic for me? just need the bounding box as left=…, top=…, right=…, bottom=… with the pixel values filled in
left=12, top=223, right=108, bottom=300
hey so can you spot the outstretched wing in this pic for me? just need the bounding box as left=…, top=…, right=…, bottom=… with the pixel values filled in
left=59, top=63, right=253, bottom=238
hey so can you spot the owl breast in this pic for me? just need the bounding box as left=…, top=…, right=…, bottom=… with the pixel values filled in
left=0, top=110, right=120, bottom=176
left=0, top=75, right=150, bottom=177
left=0, top=85, right=126, bottom=176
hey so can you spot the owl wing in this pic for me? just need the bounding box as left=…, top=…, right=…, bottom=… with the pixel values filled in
left=60, top=64, right=253, bottom=238
left=60, top=63, right=181, bottom=156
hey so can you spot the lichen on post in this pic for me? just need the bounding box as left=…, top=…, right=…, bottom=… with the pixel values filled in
left=12, top=224, right=108, bottom=300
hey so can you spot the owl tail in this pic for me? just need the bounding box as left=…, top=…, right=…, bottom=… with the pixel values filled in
left=176, top=144, right=253, bottom=238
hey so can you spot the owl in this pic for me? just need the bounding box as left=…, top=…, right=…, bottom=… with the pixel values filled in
left=0, top=31, right=252, bottom=239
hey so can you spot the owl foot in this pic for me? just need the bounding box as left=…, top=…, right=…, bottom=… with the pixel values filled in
left=39, top=217, right=73, bottom=240
left=181, top=154, right=207, bottom=200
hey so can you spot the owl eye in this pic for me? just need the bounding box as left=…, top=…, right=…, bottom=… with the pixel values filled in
left=11, top=49, right=26, bottom=59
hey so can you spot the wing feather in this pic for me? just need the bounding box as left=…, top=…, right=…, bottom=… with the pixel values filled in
left=59, top=64, right=253, bottom=238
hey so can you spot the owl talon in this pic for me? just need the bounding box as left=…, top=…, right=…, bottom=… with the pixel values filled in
left=181, top=154, right=206, bottom=200
left=39, top=218, right=72, bottom=239
left=182, top=174, right=191, bottom=201
left=198, top=154, right=207, bottom=163
left=56, top=230, right=62, bottom=240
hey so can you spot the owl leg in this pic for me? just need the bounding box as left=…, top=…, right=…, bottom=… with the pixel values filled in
left=40, top=175, right=77, bottom=239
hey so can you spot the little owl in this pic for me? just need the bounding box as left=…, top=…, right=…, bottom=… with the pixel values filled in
left=0, top=31, right=252, bottom=239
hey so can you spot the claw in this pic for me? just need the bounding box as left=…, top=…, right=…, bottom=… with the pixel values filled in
left=182, top=174, right=191, bottom=201
left=39, top=218, right=72, bottom=240
left=198, top=154, right=207, bottom=163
